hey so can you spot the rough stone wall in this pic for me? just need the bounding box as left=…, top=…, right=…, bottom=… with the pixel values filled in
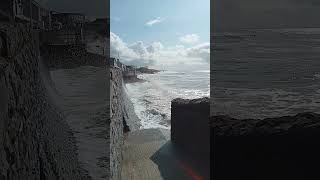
left=110, top=68, right=124, bottom=180
left=40, top=44, right=106, bottom=70
left=0, top=23, right=90, bottom=180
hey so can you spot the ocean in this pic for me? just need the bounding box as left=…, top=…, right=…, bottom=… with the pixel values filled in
left=125, top=68, right=209, bottom=129
left=212, top=28, right=320, bottom=119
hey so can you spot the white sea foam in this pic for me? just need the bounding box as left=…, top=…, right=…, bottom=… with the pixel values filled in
left=125, top=69, right=209, bottom=130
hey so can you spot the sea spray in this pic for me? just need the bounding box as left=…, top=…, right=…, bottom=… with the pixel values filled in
left=125, top=69, right=209, bottom=129
left=121, top=82, right=141, bottom=131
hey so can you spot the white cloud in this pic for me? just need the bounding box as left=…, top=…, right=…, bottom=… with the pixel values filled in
left=145, top=17, right=165, bottom=26
left=110, top=32, right=210, bottom=67
left=147, top=42, right=164, bottom=53
left=129, top=41, right=149, bottom=56
left=186, top=43, right=210, bottom=63
left=179, top=34, right=200, bottom=44
left=110, top=32, right=138, bottom=59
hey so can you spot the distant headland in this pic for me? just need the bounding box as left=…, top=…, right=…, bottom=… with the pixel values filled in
left=136, top=67, right=161, bottom=74
left=110, top=57, right=161, bottom=83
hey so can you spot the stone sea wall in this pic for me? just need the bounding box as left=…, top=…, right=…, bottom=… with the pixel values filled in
left=0, top=23, right=90, bottom=179
left=110, top=68, right=125, bottom=180
left=109, top=67, right=140, bottom=180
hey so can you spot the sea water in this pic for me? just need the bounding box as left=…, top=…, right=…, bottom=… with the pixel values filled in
left=125, top=67, right=209, bottom=129
left=212, top=28, right=320, bottom=119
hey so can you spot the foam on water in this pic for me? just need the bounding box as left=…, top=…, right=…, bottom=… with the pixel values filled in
left=125, top=69, right=209, bottom=129
left=212, top=28, right=320, bottom=119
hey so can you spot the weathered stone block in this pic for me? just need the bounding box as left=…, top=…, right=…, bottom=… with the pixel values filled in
left=171, top=97, right=210, bottom=161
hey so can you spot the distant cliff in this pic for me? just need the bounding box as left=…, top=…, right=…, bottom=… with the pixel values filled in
left=136, top=67, right=160, bottom=74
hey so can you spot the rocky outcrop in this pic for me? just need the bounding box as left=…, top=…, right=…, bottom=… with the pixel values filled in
left=211, top=112, right=320, bottom=179
left=123, top=76, right=145, bottom=83
left=136, top=67, right=160, bottom=74
left=0, top=23, right=90, bottom=179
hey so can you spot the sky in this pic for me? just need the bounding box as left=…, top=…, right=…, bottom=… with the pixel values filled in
left=110, top=0, right=210, bottom=69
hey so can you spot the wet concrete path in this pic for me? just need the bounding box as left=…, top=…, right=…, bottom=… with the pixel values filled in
left=51, top=66, right=109, bottom=180
left=121, top=128, right=207, bottom=180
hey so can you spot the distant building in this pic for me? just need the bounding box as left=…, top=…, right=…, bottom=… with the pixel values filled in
left=42, top=12, right=86, bottom=45
left=121, top=64, right=127, bottom=72
left=39, top=6, right=51, bottom=30
left=109, top=57, right=138, bottom=79
left=51, top=21, right=62, bottom=30
left=42, top=28, right=85, bottom=45
left=124, top=65, right=137, bottom=78
left=88, top=18, right=108, bottom=28
left=116, top=59, right=122, bottom=68
left=51, top=12, right=85, bottom=29
left=110, top=57, right=120, bottom=68
left=84, top=18, right=109, bottom=36
left=0, top=0, right=51, bottom=30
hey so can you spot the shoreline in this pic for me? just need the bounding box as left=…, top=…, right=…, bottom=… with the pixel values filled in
left=123, top=76, right=146, bottom=84
left=123, top=69, right=210, bottom=130
left=121, top=81, right=142, bottom=131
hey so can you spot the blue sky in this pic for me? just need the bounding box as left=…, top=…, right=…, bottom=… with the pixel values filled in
left=110, top=0, right=210, bottom=68
left=111, top=0, right=209, bottom=46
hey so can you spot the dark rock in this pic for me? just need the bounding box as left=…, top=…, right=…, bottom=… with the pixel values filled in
left=123, top=117, right=130, bottom=133
left=136, top=67, right=160, bottom=74
left=211, top=112, right=320, bottom=179
left=212, top=112, right=320, bottom=136
left=172, top=97, right=209, bottom=106
left=123, top=76, right=145, bottom=83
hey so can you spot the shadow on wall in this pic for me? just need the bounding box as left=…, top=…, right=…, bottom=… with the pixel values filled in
left=150, top=97, right=210, bottom=180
